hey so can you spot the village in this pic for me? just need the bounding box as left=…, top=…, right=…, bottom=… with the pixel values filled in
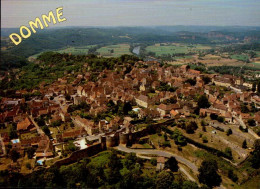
left=0, top=60, right=259, bottom=176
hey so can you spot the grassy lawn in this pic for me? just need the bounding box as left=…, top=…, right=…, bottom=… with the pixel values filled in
left=20, top=157, right=35, bottom=174
left=97, top=44, right=132, bottom=57
left=146, top=44, right=190, bottom=56
left=45, top=156, right=61, bottom=166
left=0, top=124, right=11, bottom=135
left=230, top=54, right=249, bottom=62
left=146, top=43, right=212, bottom=56
left=49, top=126, right=60, bottom=137
left=131, top=143, right=153, bottom=149
left=20, top=132, right=39, bottom=140
left=135, top=123, right=149, bottom=131
left=237, top=174, right=260, bottom=189
left=0, top=158, right=12, bottom=171
left=148, top=93, right=158, bottom=98
left=255, top=51, right=260, bottom=57
left=181, top=124, right=243, bottom=162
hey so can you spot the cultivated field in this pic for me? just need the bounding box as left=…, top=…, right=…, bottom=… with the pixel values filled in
left=167, top=54, right=246, bottom=67
left=55, top=45, right=96, bottom=55
left=230, top=54, right=249, bottom=62
left=29, top=45, right=96, bottom=59
left=97, top=44, right=132, bottom=57
left=145, top=43, right=212, bottom=56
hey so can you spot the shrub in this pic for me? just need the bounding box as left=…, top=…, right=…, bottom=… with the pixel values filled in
left=201, top=120, right=207, bottom=126
left=162, top=141, right=171, bottom=148
left=150, top=158, right=157, bottom=166
left=228, top=170, right=238, bottom=182
left=202, top=136, right=208, bottom=143
left=217, top=116, right=225, bottom=123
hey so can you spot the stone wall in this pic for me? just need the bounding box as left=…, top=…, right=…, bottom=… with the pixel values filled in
left=51, top=119, right=175, bottom=167
left=53, top=143, right=102, bottom=167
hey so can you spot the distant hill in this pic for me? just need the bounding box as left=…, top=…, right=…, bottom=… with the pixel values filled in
left=0, top=26, right=260, bottom=73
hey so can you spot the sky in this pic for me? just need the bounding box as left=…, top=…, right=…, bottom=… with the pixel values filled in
left=1, top=0, right=260, bottom=28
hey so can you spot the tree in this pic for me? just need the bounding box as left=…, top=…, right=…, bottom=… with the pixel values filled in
left=257, top=81, right=260, bottom=94
left=242, top=139, right=247, bottom=149
left=123, top=102, right=132, bottom=115
left=210, top=113, right=218, bottom=120
left=105, top=150, right=122, bottom=184
left=198, top=159, right=222, bottom=188
left=8, top=127, right=18, bottom=140
left=228, top=169, right=238, bottom=182
left=26, top=163, right=32, bottom=170
left=182, top=181, right=199, bottom=189
left=119, top=164, right=143, bottom=189
left=10, top=149, right=20, bottom=162
left=165, top=157, right=178, bottom=172
left=156, top=171, right=174, bottom=189
left=164, top=134, right=168, bottom=141
left=241, top=103, right=249, bottom=113
left=26, top=147, right=36, bottom=159
left=37, top=117, right=45, bottom=127
left=42, top=126, right=50, bottom=136
left=177, top=135, right=187, bottom=146
left=217, top=116, right=225, bottom=123
left=65, top=94, right=71, bottom=101
left=186, top=121, right=198, bottom=134
left=250, top=139, right=260, bottom=169
left=252, top=82, right=256, bottom=92
left=197, top=95, right=210, bottom=109
left=123, top=153, right=137, bottom=170
left=225, top=147, right=232, bottom=158
left=185, top=78, right=196, bottom=86
left=65, top=140, right=79, bottom=153
left=226, top=128, right=232, bottom=136
left=202, top=76, right=211, bottom=85
left=248, top=119, right=256, bottom=126
left=202, top=136, right=208, bottom=143
left=201, top=120, right=207, bottom=126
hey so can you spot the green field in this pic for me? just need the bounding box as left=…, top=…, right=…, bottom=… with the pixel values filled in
left=29, top=45, right=96, bottom=59
left=236, top=174, right=260, bottom=189
left=56, top=45, right=96, bottom=55
left=145, top=43, right=211, bottom=56
left=230, top=54, right=249, bottom=61
left=96, top=44, right=132, bottom=57
left=247, top=62, right=260, bottom=69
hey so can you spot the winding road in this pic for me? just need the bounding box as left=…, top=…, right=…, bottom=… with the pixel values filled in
left=116, top=145, right=226, bottom=189
left=116, top=145, right=198, bottom=173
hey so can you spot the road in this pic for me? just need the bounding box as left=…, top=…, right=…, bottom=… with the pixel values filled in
left=233, top=116, right=260, bottom=139
left=116, top=145, right=198, bottom=173
left=116, top=145, right=226, bottom=189
left=0, top=136, right=6, bottom=156
left=137, top=154, right=196, bottom=182
left=211, top=133, right=248, bottom=159
left=29, top=115, right=44, bottom=135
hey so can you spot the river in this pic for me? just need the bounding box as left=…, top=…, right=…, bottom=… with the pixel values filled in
left=132, top=46, right=140, bottom=55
